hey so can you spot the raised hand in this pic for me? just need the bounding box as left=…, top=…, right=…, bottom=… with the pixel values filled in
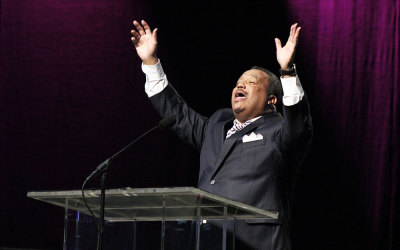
left=274, top=23, right=301, bottom=70
left=131, top=20, right=158, bottom=65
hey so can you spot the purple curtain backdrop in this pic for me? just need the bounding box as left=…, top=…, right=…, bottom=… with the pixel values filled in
left=0, top=0, right=200, bottom=247
left=284, top=0, right=399, bottom=249
left=1, top=0, right=399, bottom=249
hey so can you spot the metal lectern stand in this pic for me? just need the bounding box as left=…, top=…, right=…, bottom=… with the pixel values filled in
left=28, top=187, right=278, bottom=250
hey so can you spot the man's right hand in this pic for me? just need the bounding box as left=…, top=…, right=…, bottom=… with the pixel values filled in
left=131, top=20, right=158, bottom=65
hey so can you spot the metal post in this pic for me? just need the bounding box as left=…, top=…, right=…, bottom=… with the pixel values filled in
left=96, top=172, right=107, bottom=250
left=222, top=206, right=227, bottom=250
left=195, top=206, right=201, bottom=250
left=232, top=218, right=236, bottom=250
left=133, top=219, right=137, bottom=250
left=161, top=196, right=166, bottom=250
left=63, top=198, right=69, bottom=250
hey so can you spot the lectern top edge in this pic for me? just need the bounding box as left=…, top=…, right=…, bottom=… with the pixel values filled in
left=27, top=186, right=279, bottom=220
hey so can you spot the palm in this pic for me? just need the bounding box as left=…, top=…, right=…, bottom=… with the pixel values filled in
left=276, top=41, right=296, bottom=66
left=131, top=20, right=158, bottom=64
left=275, top=23, right=301, bottom=69
left=136, top=33, right=156, bottom=60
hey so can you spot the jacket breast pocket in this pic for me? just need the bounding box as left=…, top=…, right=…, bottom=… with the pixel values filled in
left=241, top=138, right=266, bottom=149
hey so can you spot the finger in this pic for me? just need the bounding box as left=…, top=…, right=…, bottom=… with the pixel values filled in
left=293, top=27, right=301, bottom=43
left=133, top=20, right=141, bottom=28
left=131, top=29, right=141, bottom=41
left=133, top=20, right=146, bottom=36
left=275, top=38, right=282, bottom=49
left=289, top=24, right=295, bottom=39
left=131, top=37, right=137, bottom=46
left=131, top=36, right=141, bottom=47
left=289, top=23, right=297, bottom=42
left=152, top=28, right=158, bottom=41
left=141, top=20, right=152, bottom=34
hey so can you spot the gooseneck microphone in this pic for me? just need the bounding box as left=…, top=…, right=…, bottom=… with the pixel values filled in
left=81, top=115, right=176, bottom=250
left=84, top=115, right=176, bottom=183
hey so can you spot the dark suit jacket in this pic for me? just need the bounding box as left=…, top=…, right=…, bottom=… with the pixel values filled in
left=150, top=83, right=312, bottom=250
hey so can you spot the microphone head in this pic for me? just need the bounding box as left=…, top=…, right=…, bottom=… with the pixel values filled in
left=159, top=116, right=176, bottom=129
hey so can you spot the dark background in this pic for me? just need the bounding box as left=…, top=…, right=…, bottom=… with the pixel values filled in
left=1, top=0, right=399, bottom=249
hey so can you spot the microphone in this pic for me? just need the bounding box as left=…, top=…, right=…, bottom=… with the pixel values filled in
left=159, top=115, right=176, bottom=129
left=81, top=115, right=175, bottom=250
left=84, top=115, right=176, bottom=182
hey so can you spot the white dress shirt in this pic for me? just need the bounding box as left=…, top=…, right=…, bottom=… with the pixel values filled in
left=142, top=60, right=305, bottom=106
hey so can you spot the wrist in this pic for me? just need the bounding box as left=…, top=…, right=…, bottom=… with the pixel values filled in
left=279, top=64, right=297, bottom=78
left=143, top=56, right=159, bottom=65
left=279, top=62, right=293, bottom=70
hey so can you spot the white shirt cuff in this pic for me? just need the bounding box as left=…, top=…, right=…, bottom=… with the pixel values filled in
left=281, top=76, right=304, bottom=106
left=142, top=60, right=168, bottom=97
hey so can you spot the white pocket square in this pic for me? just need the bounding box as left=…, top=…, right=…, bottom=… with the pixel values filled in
left=242, top=132, right=263, bottom=143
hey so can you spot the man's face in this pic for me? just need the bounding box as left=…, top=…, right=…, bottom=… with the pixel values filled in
left=231, top=69, right=270, bottom=123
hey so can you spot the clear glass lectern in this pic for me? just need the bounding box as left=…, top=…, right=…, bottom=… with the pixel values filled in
left=28, top=187, right=278, bottom=250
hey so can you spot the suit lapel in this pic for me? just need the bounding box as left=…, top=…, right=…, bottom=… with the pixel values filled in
left=211, top=117, right=266, bottom=178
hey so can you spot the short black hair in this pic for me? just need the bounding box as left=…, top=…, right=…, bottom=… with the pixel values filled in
left=251, top=66, right=283, bottom=108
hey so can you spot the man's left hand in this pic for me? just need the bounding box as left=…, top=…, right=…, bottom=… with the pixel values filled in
left=275, top=23, right=301, bottom=70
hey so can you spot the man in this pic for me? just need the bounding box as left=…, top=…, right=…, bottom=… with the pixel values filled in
left=131, top=20, right=312, bottom=250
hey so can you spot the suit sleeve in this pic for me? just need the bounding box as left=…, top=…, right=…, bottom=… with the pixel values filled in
left=149, top=84, right=209, bottom=150
left=276, top=76, right=313, bottom=164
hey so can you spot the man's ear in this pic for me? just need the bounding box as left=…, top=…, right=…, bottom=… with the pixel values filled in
left=267, top=95, right=277, bottom=105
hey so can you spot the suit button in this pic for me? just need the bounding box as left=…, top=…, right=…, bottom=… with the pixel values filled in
left=210, top=180, right=215, bottom=185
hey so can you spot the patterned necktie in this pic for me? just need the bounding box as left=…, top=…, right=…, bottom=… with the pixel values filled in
left=226, top=117, right=259, bottom=138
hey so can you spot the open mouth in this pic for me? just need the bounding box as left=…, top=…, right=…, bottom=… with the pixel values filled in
left=234, top=91, right=247, bottom=101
